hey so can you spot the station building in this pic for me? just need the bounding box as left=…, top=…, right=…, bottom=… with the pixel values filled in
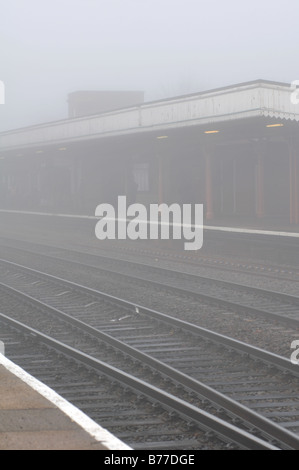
left=0, top=79, right=299, bottom=226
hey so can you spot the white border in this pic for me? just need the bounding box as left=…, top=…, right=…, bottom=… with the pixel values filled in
left=0, top=353, right=132, bottom=450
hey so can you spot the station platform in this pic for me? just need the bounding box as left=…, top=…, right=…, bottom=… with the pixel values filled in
left=0, top=353, right=131, bottom=450
left=1, top=209, right=299, bottom=268
left=1, top=208, right=299, bottom=237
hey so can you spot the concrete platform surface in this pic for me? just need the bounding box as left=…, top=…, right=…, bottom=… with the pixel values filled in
left=0, top=353, right=131, bottom=450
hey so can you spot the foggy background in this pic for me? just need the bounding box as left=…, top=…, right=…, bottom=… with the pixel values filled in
left=0, top=0, right=298, bottom=132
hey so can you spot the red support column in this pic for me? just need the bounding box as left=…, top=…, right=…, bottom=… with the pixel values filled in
left=158, top=155, right=164, bottom=205
left=204, top=149, right=214, bottom=221
left=288, top=137, right=299, bottom=225
left=294, top=149, right=299, bottom=225
left=256, top=152, right=265, bottom=219
left=290, top=144, right=294, bottom=224
left=253, top=142, right=265, bottom=220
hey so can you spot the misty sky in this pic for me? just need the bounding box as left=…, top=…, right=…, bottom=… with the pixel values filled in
left=0, top=0, right=299, bottom=132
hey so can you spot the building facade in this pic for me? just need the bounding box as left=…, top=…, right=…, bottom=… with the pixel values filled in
left=0, top=80, right=299, bottom=226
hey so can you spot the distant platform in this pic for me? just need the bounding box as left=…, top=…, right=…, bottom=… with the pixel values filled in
left=0, top=353, right=131, bottom=450
left=0, top=209, right=299, bottom=239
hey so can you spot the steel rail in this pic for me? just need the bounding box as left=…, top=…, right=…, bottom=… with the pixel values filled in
left=1, top=279, right=299, bottom=449
left=0, top=311, right=279, bottom=450
left=0, top=258, right=299, bottom=376
left=2, top=234, right=299, bottom=283
left=1, top=249, right=299, bottom=330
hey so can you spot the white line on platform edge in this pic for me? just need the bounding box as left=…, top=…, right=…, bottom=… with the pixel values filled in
left=1, top=209, right=299, bottom=238
left=0, top=353, right=132, bottom=450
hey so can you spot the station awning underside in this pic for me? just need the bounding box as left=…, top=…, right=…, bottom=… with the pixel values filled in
left=1, top=79, right=299, bottom=155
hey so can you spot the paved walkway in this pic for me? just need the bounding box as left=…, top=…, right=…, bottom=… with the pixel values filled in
left=0, top=354, right=131, bottom=450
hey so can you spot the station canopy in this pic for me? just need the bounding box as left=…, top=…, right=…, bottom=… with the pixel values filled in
left=0, top=79, right=299, bottom=156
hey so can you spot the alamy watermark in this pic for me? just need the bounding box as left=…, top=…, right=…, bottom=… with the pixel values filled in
left=0, top=80, right=5, bottom=104
left=95, top=196, right=203, bottom=251
left=291, top=340, right=299, bottom=364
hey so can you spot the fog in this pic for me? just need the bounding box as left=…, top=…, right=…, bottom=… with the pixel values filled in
left=0, top=0, right=299, bottom=131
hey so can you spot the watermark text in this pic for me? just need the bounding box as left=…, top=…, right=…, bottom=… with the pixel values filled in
left=95, top=196, right=203, bottom=251
left=291, top=340, right=299, bottom=364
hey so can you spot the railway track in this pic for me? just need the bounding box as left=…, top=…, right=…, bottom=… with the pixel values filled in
left=88, top=237, right=299, bottom=282
left=1, top=258, right=299, bottom=448
left=113, top=244, right=299, bottom=283
left=20, top=244, right=299, bottom=327
left=2, top=313, right=265, bottom=450
left=2, top=234, right=299, bottom=284
left=1, top=237, right=299, bottom=318
left=0, top=242, right=298, bottom=359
